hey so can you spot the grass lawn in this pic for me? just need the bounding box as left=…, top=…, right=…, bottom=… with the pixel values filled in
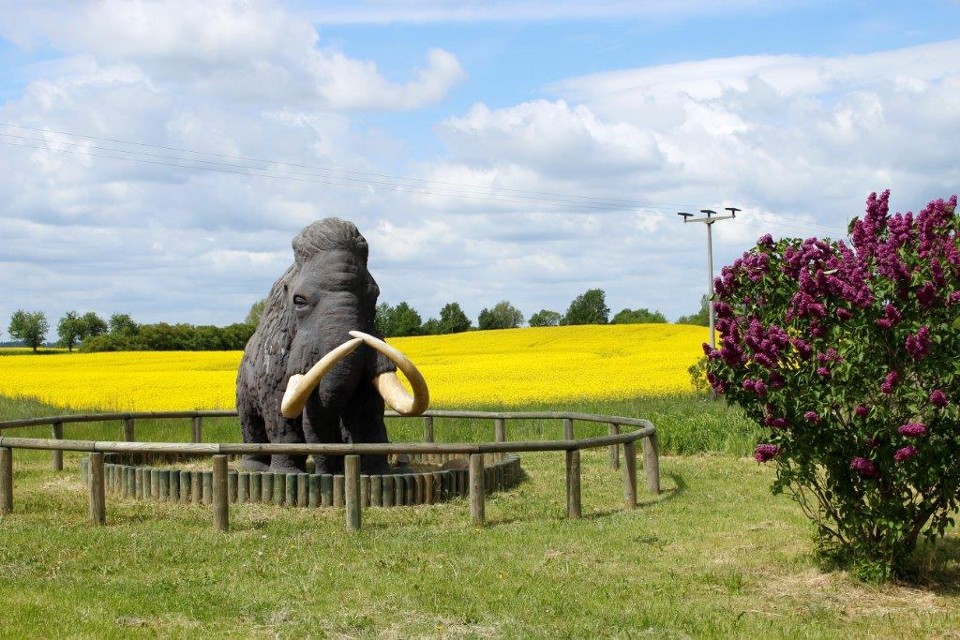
left=2, top=396, right=960, bottom=638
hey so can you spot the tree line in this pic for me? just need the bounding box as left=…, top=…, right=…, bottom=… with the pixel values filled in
left=3, top=309, right=255, bottom=353
left=374, top=288, right=708, bottom=337
left=3, top=289, right=710, bottom=352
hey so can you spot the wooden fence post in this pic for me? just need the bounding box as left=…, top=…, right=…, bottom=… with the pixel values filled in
left=494, top=418, right=506, bottom=443
left=623, top=440, right=638, bottom=508
left=191, top=416, right=202, bottom=443
left=89, top=452, right=106, bottom=525
left=608, top=423, right=620, bottom=470
left=563, top=418, right=574, bottom=440
left=0, top=447, right=12, bottom=514
left=566, top=449, right=581, bottom=519
left=642, top=433, right=661, bottom=495
left=51, top=421, right=64, bottom=471
left=423, top=416, right=434, bottom=443
left=213, top=455, right=229, bottom=533
left=469, top=453, right=485, bottom=525
left=124, top=417, right=135, bottom=442
left=345, top=455, right=361, bottom=531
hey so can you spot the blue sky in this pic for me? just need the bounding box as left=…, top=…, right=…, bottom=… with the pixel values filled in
left=1, top=0, right=959, bottom=333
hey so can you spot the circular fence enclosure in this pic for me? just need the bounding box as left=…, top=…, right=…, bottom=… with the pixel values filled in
left=0, top=409, right=659, bottom=531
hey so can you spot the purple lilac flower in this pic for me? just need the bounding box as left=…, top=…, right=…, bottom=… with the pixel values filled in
left=850, top=456, right=879, bottom=478
left=816, top=367, right=831, bottom=378
left=930, top=389, right=949, bottom=408
left=765, top=416, right=790, bottom=430
left=894, top=445, right=918, bottom=463
left=876, top=303, right=902, bottom=329
left=707, top=373, right=727, bottom=394
left=754, top=444, right=779, bottom=462
left=768, top=372, right=785, bottom=390
left=836, top=307, right=852, bottom=320
left=803, top=411, right=820, bottom=424
left=855, top=405, right=869, bottom=417
left=880, top=371, right=899, bottom=394
left=790, top=338, right=813, bottom=360
left=905, top=326, right=931, bottom=360
left=950, top=291, right=960, bottom=305
left=898, top=423, right=928, bottom=437
left=753, top=353, right=774, bottom=368
left=916, top=282, right=938, bottom=308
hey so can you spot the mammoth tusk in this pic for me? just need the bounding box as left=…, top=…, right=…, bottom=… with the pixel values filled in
left=280, top=337, right=363, bottom=419
left=349, top=330, right=430, bottom=416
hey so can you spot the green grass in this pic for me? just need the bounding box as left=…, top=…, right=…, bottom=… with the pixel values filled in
left=1, top=393, right=762, bottom=457
left=2, top=395, right=960, bottom=638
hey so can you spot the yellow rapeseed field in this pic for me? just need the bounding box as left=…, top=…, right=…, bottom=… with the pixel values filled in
left=0, top=324, right=708, bottom=411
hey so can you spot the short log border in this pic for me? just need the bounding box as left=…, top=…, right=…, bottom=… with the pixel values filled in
left=77, top=451, right=522, bottom=511
left=0, top=410, right=659, bottom=531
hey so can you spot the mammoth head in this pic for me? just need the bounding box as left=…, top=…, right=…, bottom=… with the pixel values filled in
left=274, top=218, right=429, bottom=418
left=287, top=218, right=380, bottom=338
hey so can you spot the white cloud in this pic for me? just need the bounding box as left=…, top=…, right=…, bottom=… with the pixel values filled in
left=0, top=0, right=465, bottom=111
left=440, top=99, right=663, bottom=179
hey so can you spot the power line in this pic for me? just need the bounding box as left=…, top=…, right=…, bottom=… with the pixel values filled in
left=0, top=122, right=694, bottom=213
left=0, top=121, right=850, bottom=236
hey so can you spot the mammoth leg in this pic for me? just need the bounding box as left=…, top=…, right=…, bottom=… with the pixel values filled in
left=265, top=415, right=307, bottom=474
left=304, top=405, right=344, bottom=475
left=342, top=382, right=391, bottom=475
left=238, top=397, right=271, bottom=471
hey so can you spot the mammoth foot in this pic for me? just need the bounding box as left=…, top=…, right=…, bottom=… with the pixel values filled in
left=269, top=454, right=307, bottom=474
left=241, top=455, right=271, bottom=472
left=361, top=455, right=392, bottom=475
left=312, top=454, right=391, bottom=476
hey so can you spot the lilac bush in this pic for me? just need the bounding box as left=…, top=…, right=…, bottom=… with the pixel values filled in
left=706, top=191, right=960, bottom=579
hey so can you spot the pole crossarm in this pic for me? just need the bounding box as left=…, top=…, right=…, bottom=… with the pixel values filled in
left=680, top=213, right=736, bottom=225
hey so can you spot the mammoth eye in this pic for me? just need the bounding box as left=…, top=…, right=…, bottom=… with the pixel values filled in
left=293, top=294, right=309, bottom=308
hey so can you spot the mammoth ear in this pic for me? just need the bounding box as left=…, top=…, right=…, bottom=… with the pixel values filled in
left=364, top=273, right=381, bottom=307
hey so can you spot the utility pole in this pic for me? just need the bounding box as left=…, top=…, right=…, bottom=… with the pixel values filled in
left=678, top=207, right=739, bottom=351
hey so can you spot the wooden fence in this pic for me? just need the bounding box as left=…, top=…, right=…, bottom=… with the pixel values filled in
left=0, top=410, right=659, bottom=532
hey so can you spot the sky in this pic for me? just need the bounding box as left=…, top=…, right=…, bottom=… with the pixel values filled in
left=1, top=0, right=959, bottom=335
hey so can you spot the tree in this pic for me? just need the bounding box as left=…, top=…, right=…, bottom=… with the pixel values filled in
left=376, top=301, right=422, bottom=337
left=562, top=289, right=609, bottom=325
left=57, top=311, right=85, bottom=351
left=528, top=309, right=562, bottom=327
left=221, top=322, right=255, bottom=350
left=419, top=318, right=442, bottom=335
left=438, top=302, right=471, bottom=334
left=478, top=300, right=523, bottom=330
left=80, top=311, right=107, bottom=338
left=391, top=302, right=423, bottom=337
left=109, top=313, right=139, bottom=337
left=245, top=298, right=267, bottom=327
left=375, top=302, right=395, bottom=336
left=676, top=295, right=710, bottom=326
left=58, top=311, right=107, bottom=351
left=9, top=310, right=49, bottom=352
left=611, top=307, right=667, bottom=324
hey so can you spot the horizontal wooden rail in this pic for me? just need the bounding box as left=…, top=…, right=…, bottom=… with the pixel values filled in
left=0, top=428, right=653, bottom=456
left=0, top=410, right=236, bottom=431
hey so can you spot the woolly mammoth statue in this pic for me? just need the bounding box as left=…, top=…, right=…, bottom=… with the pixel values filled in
left=236, top=218, right=428, bottom=475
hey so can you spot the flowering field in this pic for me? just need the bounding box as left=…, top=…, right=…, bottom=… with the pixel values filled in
left=0, top=324, right=707, bottom=411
